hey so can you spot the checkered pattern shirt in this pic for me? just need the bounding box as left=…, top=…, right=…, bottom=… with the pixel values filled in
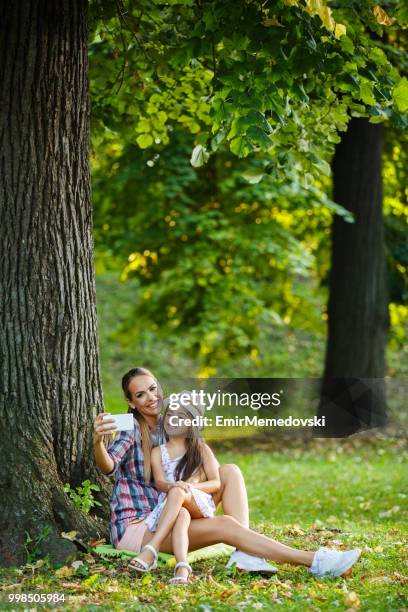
left=104, top=417, right=165, bottom=546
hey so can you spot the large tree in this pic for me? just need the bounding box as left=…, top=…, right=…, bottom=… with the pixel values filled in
left=0, top=0, right=107, bottom=566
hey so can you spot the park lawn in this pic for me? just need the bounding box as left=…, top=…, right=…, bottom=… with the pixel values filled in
left=0, top=436, right=407, bottom=611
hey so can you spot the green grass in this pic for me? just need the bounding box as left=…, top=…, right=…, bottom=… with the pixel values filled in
left=1, top=436, right=407, bottom=610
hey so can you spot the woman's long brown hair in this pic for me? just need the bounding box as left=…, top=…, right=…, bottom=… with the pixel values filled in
left=121, top=367, right=162, bottom=481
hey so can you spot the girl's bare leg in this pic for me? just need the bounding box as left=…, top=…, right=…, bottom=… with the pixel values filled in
left=158, top=515, right=314, bottom=566
left=134, top=487, right=189, bottom=567
left=213, top=464, right=250, bottom=527
left=171, top=508, right=191, bottom=581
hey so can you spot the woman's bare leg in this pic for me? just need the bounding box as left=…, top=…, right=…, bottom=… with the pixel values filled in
left=171, top=508, right=191, bottom=581
left=213, top=464, right=249, bottom=527
left=159, top=515, right=314, bottom=566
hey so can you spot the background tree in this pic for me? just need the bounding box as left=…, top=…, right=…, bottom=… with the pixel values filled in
left=315, top=3, right=408, bottom=435
left=317, top=119, right=390, bottom=436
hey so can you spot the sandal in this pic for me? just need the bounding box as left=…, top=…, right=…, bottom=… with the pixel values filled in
left=128, top=543, right=159, bottom=573
left=169, top=561, right=193, bottom=585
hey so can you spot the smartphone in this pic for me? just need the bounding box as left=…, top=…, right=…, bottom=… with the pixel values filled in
left=102, top=413, right=134, bottom=432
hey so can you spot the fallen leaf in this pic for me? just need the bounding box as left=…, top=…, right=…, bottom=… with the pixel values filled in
left=367, top=576, right=392, bottom=585
left=393, top=572, right=408, bottom=585
left=71, top=560, right=84, bottom=571
left=207, top=575, right=223, bottom=588
left=287, top=524, right=305, bottom=536
left=88, top=537, right=106, bottom=547
left=220, top=587, right=239, bottom=599
left=344, top=591, right=361, bottom=608
left=61, top=581, right=83, bottom=590
left=55, top=566, right=75, bottom=578
left=359, top=501, right=371, bottom=511
left=89, top=564, right=108, bottom=573
left=379, top=506, right=400, bottom=518
left=326, top=515, right=339, bottom=524
left=61, top=531, right=78, bottom=541
left=251, top=579, right=273, bottom=588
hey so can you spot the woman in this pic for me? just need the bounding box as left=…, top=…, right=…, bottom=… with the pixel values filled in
left=93, top=367, right=361, bottom=578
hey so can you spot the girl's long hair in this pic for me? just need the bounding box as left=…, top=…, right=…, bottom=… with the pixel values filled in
left=121, top=367, right=163, bottom=481
left=161, top=407, right=204, bottom=482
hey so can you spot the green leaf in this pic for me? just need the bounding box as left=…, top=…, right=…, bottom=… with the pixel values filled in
left=211, top=130, right=226, bottom=151
left=368, top=115, right=385, bottom=124
left=396, top=5, right=408, bottom=25
left=312, top=157, right=331, bottom=177
left=242, top=169, right=265, bottom=184
left=230, top=136, right=251, bottom=158
left=360, top=82, right=376, bottom=106
left=136, top=134, right=154, bottom=149
left=340, top=35, right=355, bottom=55
left=246, top=126, right=273, bottom=149
left=393, top=77, right=408, bottom=113
left=190, top=144, right=209, bottom=167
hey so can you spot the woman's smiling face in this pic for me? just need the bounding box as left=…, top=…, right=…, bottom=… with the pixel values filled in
left=127, top=375, right=160, bottom=417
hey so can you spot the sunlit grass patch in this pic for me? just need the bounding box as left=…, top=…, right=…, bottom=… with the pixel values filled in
left=1, top=437, right=406, bottom=610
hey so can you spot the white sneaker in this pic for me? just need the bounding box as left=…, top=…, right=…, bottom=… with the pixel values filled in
left=310, top=547, right=361, bottom=578
left=226, top=550, right=278, bottom=574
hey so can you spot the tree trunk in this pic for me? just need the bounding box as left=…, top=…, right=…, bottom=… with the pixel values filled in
left=316, top=118, right=390, bottom=437
left=0, top=1, right=109, bottom=567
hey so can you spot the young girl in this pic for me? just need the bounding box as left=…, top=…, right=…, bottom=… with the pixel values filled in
left=129, top=391, right=221, bottom=584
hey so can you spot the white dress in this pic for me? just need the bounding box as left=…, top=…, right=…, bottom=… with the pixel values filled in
left=145, top=444, right=216, bottom=532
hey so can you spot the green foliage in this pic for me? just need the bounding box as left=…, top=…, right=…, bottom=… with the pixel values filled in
left=383, top=127, right=408, bottom=307
left=64, top=481, right=102, bottom=515
left=93, top=129, right=340, bottom=367
left=89, top=0, right=407, bottom=177
left=24, top=526, right=52, bottom=564
left=92, top=116, right=408, bottom=369
left=89, top=0, right=408, bottom=370
left=96, top=272, right=408, bottom=410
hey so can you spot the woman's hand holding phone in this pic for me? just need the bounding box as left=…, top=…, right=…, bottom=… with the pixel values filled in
left=93, top=412, right=117, bottom=444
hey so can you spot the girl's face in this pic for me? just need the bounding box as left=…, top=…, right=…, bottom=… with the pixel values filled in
left=127, top=375, right=160, bottom=417
left=164, top=406, right=193, bottom=438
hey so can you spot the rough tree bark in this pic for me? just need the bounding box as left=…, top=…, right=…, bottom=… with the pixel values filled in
left=316, top=118, right=390, bottom=437
left=0, top=1, right=110, bottom=566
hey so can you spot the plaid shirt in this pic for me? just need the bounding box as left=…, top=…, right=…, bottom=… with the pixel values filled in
left=105, top=418, right=165, bottom=546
